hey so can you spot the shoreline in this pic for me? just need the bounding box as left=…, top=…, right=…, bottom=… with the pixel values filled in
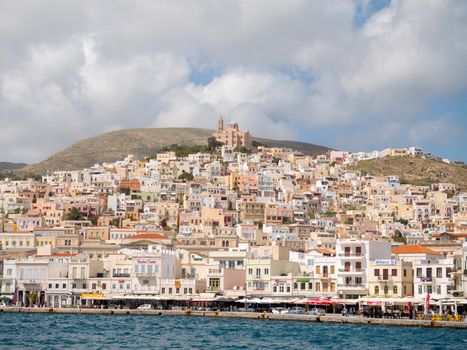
left=2, top=307, right=466, bottom=329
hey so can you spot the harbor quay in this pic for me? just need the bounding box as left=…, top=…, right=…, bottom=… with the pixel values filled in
left=2, top=306, right=467, bottom=329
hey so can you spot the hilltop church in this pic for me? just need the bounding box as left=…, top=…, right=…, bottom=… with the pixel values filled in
left=212, top=116, right=252, bottom=149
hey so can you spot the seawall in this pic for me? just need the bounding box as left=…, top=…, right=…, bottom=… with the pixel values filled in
left=1, top=307, right=466, bottom=329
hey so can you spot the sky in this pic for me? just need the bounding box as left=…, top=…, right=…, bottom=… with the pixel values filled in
left=0, top=0, right=466, bottom=163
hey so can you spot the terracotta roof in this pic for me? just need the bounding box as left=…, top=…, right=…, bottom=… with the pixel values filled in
left=313, top=248, right=333, bottom=255
left=391, top=244, right=440, bottom=255
left=128, top=233, right=166, bottom=240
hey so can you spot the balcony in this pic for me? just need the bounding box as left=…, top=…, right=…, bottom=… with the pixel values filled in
left=135, top=272, right=157, bottom=278
left=338, top=253, right=363, bottom=259
left=113, top=273, right=131, bottom=278
left=419, top=276, right=433, bottom=282
left=337, top=283, right=366, bottom=290
left=338, top=269, right=365, bottom=275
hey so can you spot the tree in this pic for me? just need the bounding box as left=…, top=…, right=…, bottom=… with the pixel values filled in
left=26, top=291, right=38, bottom=306
left=207, top=137, right=223, bottom=152
left=393, top=230, right=407, bottom=243
left=251, top=140, right=266, bottom=148
left=234, top=146, right=251, bottom=154
left=64, top=207, right=84, bottom=221
left=178, top=170, right=194, bottom=182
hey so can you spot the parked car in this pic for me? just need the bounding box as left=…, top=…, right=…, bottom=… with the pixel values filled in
left=271, top=307, right=289, bottom=315
left=288, top=307, right=306, bottom=315
left=308, top=308, right=326, bottom=316
left=137, top=304, right=154, bottom=310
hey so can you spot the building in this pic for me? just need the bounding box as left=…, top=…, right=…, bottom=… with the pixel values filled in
left=212, top=117, right=252, bottom=149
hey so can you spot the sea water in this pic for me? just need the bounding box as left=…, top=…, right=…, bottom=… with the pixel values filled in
left=0, top=313, right=466, bottom=349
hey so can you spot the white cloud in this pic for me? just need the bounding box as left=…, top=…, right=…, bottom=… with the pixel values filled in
left=0, top=0, right=466, bottom=162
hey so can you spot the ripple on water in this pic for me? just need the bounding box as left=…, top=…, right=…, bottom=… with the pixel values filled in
left=0, top=313, right=466, bottom=350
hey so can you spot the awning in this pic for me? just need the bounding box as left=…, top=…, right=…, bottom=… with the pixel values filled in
left=191, top=298, right=216, bottom=302
left=81, top=293, right=106, bottom=300
left=304, top=298, right=334, bottom=305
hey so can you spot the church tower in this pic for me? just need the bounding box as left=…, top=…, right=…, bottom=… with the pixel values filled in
left=218, top=116, right=224, bottom=131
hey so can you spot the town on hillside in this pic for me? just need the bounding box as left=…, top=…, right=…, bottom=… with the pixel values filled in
left=1, top=118, right=466, bottom=320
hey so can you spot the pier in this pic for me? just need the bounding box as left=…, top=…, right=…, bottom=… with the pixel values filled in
left=2, top=307, right=466, bottom=329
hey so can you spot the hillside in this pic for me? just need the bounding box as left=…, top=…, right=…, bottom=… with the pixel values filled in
left=0, top=162, right=28, bottom=179
left=21, top=128, right=330, bottom=174
left=349, top=156, right=467, bottom=190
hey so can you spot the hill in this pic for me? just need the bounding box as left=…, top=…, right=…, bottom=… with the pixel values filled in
left=21, top=128, right=330, bottom=174
left=0, top=162, right=28, bottom=179
left=349, top=156, right=467, bottom=190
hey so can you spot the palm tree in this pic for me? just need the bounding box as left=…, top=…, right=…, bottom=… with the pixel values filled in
left=25, top=291, right=38, bottom=307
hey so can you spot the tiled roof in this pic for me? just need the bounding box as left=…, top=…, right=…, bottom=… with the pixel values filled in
left=391, top=244, right=440, bottom=255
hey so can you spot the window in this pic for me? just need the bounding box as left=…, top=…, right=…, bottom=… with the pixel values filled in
left=72, top=283, right=77, bottom=288
left=162, top=288, right=166, bottom=294
left=63, top=283, right=66, bottom=289
left=256, top=268, right=261, bottom=277
left=189, top=288, right=192, bottom=294
left=403, top=269, right=407, bottom=277
left=427, top=285, right=432, bottom=294
left=48, top=283, right=52, bottom=288
left=102, top=283, right=107, bottom=290
left=375, top=286, right=379, bottom=294
left=392, top=269, right=397, bottom=276
left=273, top=285, right=277, bottom=293
left=176, top=288, right=180, bottom=294
left=248, top=268, right=253, bottom=275
left=55, top=284, right=59, bottom=289
left=300, top=282, right=306, bottom=290
left=315, top=283, right=320, bottom=292
left=308, top=283, right=313, bottom=290
left=374, top=269, right=380, bottom=277
left=393, top=286, right=398, bottom=294
left=437, top=286, right=441, bottom=294
left=169, top=288, right=173, bottom=294
left=264, top=268, right=269, bottom=275
left=384, top=285, right=388, bottom=295
left=316, top=266, right=321, bottom=274
left=426, top=268, right=432, bottom=278
left=356, top=246, right=362, bottom=256
left=416, top=268, right=422, bottom=278
left=436, top=268, right=442, bottom=278
left=83, top=283, right=86, bottom=289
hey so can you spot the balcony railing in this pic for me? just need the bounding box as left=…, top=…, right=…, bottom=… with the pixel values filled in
left=338, top=269, right=365, bottom=273
left=338, top=253, right=363, bottom=257
left=113, top=273, right=131, bottom=278
left=419, top=276, right=433, bottom=282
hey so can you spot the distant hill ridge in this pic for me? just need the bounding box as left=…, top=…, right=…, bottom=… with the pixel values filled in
left=21, top=128, right=331, bottom=174
left=350, top=156, right=467, bottom=190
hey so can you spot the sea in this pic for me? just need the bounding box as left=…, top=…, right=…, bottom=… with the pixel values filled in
left=0, top=313, right=466, bottom=349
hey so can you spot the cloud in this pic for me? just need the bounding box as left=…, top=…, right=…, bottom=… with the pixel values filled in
left=0, top=0, right=466, bottom=163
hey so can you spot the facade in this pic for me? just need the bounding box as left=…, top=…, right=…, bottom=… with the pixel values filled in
left=213, top=117, right=252, bottom=149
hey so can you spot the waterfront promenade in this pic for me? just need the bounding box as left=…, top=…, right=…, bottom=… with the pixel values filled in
left=2, top=307, right=466, bottom=329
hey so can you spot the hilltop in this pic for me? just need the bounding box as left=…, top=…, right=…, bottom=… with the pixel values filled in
left=21, top=128, right=330, bottom=174
left=349, top=156, right=467, bottom=190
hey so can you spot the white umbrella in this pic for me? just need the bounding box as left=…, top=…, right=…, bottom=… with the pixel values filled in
left=235, top=298, right=247, bottom=303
